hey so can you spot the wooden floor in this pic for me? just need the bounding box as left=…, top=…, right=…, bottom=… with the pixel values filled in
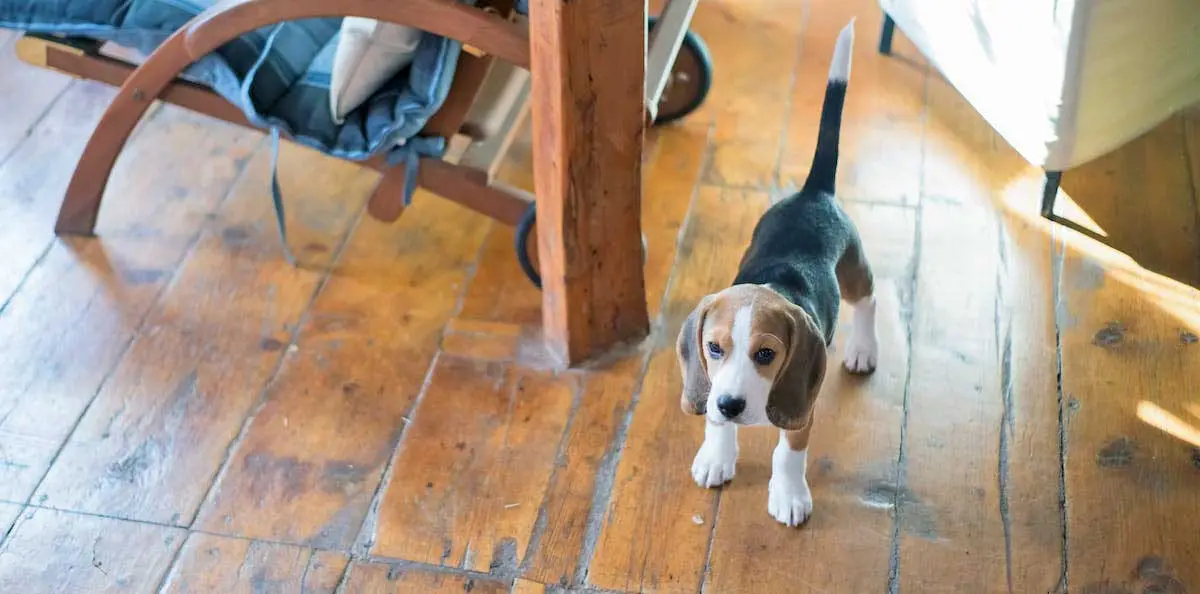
left=2, top=0, right=1200, bottom=591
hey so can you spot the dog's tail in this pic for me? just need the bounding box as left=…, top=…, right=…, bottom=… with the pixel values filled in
left=802, top=19, right=854, bottom=195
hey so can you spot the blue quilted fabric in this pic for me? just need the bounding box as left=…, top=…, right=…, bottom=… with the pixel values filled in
left=0, top=0, right=463, bottom=162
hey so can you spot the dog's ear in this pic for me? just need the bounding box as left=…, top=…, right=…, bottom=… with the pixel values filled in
left=677, top=294, right=715, bottom=415
left=766, top=305, right=827, bottom=430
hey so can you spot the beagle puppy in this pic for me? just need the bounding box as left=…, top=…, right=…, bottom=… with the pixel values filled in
left=676, top=20, right=877, bottom=527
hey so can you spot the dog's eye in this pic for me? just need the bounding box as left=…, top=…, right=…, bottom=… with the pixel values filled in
left=706, top=341, right=724, bottom=358
left=754, top=348, right=776, bottom=365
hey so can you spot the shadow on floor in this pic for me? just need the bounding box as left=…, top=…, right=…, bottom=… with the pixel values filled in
left=1057, top=112, right=1200, bottom=290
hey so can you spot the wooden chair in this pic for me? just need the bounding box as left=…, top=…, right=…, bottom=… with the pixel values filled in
left=10, top=0, right=709, bottom=367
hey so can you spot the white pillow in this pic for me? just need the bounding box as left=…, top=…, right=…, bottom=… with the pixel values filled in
left=329, top=17, right=424, bottom=123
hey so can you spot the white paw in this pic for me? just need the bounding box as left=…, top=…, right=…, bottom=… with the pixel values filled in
left=768, top=474, right=813, bottom=527
left=844, top=297, right=878, bottom=374
left=691, top=441, right=737, bottom=488
left=843, top=332, right=878, bottom=374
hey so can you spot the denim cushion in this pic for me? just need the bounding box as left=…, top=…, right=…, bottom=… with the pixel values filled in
left=0, top=0, right=463, bottom=160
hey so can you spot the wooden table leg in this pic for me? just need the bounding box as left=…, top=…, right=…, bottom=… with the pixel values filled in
left=529, top=0, right=650, bottom=367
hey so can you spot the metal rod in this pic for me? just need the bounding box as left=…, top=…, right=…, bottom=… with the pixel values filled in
left=1041, top=170, right=1062, bottom=218
left=878, top=14, right=896, bottom=55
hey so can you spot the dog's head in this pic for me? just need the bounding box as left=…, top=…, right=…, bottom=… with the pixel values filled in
left=676, top=284, right=827, bottom=429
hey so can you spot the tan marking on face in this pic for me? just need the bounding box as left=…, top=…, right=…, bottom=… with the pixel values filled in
left=697, top=285, right=810, bottom=425
left=747, top=304, right=793, bottom=382
left=699, top=288, right=755, bottom=369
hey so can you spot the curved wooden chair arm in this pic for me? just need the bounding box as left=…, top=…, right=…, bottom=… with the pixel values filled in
left=186, top=0, right=530, bottom=69
left=57, top=0, right=530, bottom=235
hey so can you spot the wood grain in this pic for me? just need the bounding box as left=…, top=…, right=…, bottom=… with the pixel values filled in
left=1054, top=94, right=1200, bottom=594
left=0, top=31, right=72, bottom=163
left=441, top=319, right=523, bottom=362
left=4, top=3, right=1200, bottom=590
left=456, top=124, right=541, bottom=328
left=0, top=504, right=19, bottom=542
left=1063, top=115, right=1200, bottom=289
left=639, top=124, right=711, bottom=318
left=342, top=562, right=510, bottom=594
left=896, top=195, right=1009, bottom=592
left=32, top=141, right=374, bottom=525
left=0, top=82, right=113, bottom=304
left=1186, top=109, right=1200, bottom=243
left=0, top=508, right=184, bottom=592
left=31, top=38, right=252, bottom=131
left=55, top=33, right=193, bottom=235
left=517, top=124, right=706, bottom=585
left=586, top=187, right=768, bottom=593
left=999, top=212, right=1067, bottom=592
left=529, top=0, right=650, bottom=365
left=0, top=105, right=258, bottom=503
left=448, top=116, right=681, bottom=576
left=371, top=357, right=576, bottom=572
left=458, top=223, right=544, bottom=328
left=781, top=0, right=926, bottom=204
left=195, top=192, right=491, bottom=548
left=161, top=533, right=347, bottom=593
left=896, top=76, right=1064, bottom=591
left=510, top=578, right=548, bottom=594
left=1059, top=187, right=1200, bottom=590
left=520, top=356, right=643, bottom=585
left=689, top=0, right=803, bottom=187
left=704, top=202, right=914, bottom=593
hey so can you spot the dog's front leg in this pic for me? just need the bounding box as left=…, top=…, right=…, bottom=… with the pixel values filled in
left=691, top=420, right=738, bottom=487
left=769, top=427, right=813, bottom=527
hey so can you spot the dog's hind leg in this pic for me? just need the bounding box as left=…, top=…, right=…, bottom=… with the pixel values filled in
left=836, top=237, right=878, bottom=374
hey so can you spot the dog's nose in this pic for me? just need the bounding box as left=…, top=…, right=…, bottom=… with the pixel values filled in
left=716, top=394, right=746, bottom=419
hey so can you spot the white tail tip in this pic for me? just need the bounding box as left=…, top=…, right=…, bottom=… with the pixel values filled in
left=828, top=19, right=855, bottom=82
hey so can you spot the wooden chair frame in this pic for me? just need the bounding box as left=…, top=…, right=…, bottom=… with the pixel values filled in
left=14, top=0, right=700, bottom=367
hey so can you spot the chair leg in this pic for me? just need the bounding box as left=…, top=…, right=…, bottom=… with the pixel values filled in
left=55, top=34, right=194, bottom=236
left=878, top=14, right=896, bottom=56
left=1041, top=170, right=1062, bottom=218
left=529, top=0, right=650, bottom=367
left=366, top=166, right=408, bottom=223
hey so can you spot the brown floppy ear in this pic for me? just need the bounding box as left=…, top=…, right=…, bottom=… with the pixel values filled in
left=676, top=295, right=715, bottom=415
left=766, top=305, right=828, bottom=430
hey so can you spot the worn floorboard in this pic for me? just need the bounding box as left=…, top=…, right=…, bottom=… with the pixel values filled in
left=194, top=193, right=490, bottom=549
left=0, top=82, right=115, bottom=306
left=0, top=31, right=72, bottom=165
left=370, top=357, right=576, bottom=571
left=585, top=187, right=769, bottom=594
left=342, top=562, right=511, bottom=594
left=1058, top=232, right=1200, bottom=593
left=687, top=0, right=805, bottom=188
left=894, top=76, right=1064, bottom=593
left=32, top=141, right=371, bottom=525
left=0, top=504, right=19, bottom=544
left=0, top=508, right=184, bottom=592
left=1057, top=118, right=1200, bottom=592
left=1, top=1, right=1199, bottom=592
left=161, top=532, right=348, bottom=593
left=0, top=105, right=258, bottom=503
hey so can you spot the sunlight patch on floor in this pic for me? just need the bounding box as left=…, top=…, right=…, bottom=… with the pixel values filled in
left=1138, top=400, right=1200, bottom=449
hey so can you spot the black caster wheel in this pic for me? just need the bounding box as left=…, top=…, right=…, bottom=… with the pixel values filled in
left=649, top=16, right=713, bottom=126
left=514, top=203, right=650, bottom=290
left=515, top=202, right=542, bottom=290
